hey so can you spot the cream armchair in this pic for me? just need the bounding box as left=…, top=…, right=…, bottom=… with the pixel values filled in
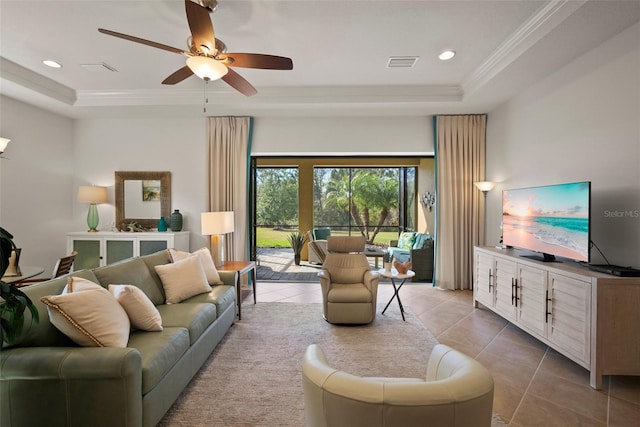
left=302, top=343, right=495, bottom=427
left=318, top=236, right=379, bottom=324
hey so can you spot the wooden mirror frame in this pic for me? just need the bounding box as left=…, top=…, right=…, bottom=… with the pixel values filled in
left=115, top=171, right=171, bottom=230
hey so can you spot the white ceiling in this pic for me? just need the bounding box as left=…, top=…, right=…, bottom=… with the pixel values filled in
left=1, top=0, right=639, bottom=119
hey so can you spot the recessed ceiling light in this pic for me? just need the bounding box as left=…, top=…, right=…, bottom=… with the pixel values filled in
left=438, top=50, right=456, bottom=61
left=43, top=60, right=62, bottom=68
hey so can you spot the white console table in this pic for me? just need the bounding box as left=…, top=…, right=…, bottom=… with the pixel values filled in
left=67, top=231, right=190, bottom=270
left=474, top=246, right=640, bottom=389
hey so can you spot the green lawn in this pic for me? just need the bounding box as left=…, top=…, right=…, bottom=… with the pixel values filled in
left=256, top=227, right=398, bottom=248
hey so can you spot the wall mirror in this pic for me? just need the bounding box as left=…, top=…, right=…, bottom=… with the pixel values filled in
left=115, top=171, right=171, bottom=230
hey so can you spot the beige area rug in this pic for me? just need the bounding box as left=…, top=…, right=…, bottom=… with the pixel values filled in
left=158, top=302, right=506, bottom=426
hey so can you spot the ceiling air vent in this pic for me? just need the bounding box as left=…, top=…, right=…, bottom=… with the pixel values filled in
left=387, top=56, right=419, bottom=68
left=80, top=62, right=118, bottom=72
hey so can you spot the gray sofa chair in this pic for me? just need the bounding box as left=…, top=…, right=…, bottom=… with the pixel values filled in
left=302, top=343, right=495, bottom=427
left=0, top=249, right=237, bottom=427
left=318, top=236, right=379, bottom=324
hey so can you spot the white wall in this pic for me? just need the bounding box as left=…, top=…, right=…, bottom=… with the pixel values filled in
left=252, top=116, right=433, bottom=155
left=0, top=96, right=75, bottom=273
left=74, top=118, right=209, bottom=249
left=486, top=23, right=640, bottom=267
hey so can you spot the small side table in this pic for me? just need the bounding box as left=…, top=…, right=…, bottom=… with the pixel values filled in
left=378, top=268, right=415, bottom=321
left=218, top=261, right=257, bottom=320
left=2, top=266, right=45, bottom=286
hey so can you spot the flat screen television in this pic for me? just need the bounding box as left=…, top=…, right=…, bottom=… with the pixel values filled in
left=502, top=181, right=591, bottom=263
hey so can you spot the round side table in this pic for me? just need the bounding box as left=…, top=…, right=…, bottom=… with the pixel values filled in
left=378, top=268, right=415, bottom=321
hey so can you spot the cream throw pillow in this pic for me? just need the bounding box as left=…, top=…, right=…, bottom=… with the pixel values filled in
left=109, top=284, right=163, bottom=332
left=169, top=247, right=223, bottom=285
left=154, top=255, right=211, bottom=304
left=41, top=277, right=130, bottom=347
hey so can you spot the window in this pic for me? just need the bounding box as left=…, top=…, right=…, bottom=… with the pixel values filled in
left=313, top=167, right=415, bottom=244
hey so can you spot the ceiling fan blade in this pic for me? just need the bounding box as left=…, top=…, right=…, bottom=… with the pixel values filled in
left=162, top=66, right=194, bottom=85
left=222, top=68, right=257, bottom=96
left=220, top=53, right=293, bottom=70
left=98, top=28, right=187, bottom=55
left=185, top=0, right=216, bottom=54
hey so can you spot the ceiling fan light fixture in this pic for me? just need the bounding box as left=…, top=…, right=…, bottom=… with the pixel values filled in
left=186, top=55, right=228, bottom=81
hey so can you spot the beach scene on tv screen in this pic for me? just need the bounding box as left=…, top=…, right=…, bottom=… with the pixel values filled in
left=502, top=182, right=589, bottom=262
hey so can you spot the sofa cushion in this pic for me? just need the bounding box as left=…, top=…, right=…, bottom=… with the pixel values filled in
left=397, top=232, right=416, bottom=250
left=156, top=303, right=217, bottom=345
left=154, top=255, right=211, bottom=304
left=388, top=247, right=410, bottom=263
left=109, top=284, right=163, bottom=332
left=313, top=227, right=331, bottom=240
left=93, top=258, right=165, bottom=306
left=184, top=285, right=236, bottom=318
left=41, top=278, right=130, bottom=347
left=139, top=249, right=172, bottom=298
left=169, top=247, right=223, bottom=285
left=412, top=233, right=430, bottom=250
left=127, top=327, right=190, bottom=394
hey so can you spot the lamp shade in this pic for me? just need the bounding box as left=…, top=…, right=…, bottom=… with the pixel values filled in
left=0, top=138, right=10, bottom=154
left=77, top=186, right=108, bottom=204
left=474, top=181, right=496, bottom=193
left=201, top=211, right=234, bottom=235
left=186, top=56, right=228, bottom=81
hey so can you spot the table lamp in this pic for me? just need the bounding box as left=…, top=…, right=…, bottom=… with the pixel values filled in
left=201, top=211, right=235, bottom=267
left=78, top=185, right=108, bottom=232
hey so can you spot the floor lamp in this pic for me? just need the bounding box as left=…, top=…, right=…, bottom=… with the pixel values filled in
left=201, top=211, right=235, bottom=268
left=474, top=181, right=496, bottom=246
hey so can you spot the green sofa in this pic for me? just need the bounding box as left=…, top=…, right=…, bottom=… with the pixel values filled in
left=0, top=249, right=238, bottom=427
left=387, top=232, right=434, bottom=282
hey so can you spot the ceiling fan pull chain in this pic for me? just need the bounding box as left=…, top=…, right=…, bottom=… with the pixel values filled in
left=203, top=79, right=209, bottom=113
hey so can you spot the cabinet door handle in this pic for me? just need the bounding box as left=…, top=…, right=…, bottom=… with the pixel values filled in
left=545, top=290, right=552, bottom=323
left=488, top=269, right=493, bottom=291
left=511, top=278, right=515, bottom=304
left=514, top=278, right=519, bottom=307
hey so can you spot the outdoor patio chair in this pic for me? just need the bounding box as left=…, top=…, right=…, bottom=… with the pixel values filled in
left=307, top=230, right=328, bottom=265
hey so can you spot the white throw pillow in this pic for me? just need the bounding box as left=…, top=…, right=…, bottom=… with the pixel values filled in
left=154, top=255, right=211, bottom=304
left=169, top=247, right=223, bottom=285
left=109, top=284, right=163, bottom=332
left=41, top=278, right=130, bottom=347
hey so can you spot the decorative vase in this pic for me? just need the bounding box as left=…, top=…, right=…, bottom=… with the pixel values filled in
left=170, top=209, right=183, bottom=231
left=294, top=254, right=301, bottom=266
left=158, top=216, right=168, bottom=232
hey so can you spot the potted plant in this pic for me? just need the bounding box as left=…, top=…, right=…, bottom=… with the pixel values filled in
left=383, top=251, right=393, bottom=272
left=287, top=230, right=308, bottom=266
left=0, top=227, right=39, bottom=345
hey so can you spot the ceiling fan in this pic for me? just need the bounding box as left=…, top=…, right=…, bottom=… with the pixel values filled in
left=98, top=0, right=293, bottom=96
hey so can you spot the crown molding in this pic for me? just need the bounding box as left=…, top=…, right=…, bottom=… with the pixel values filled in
left=0, top=57, right=76, bottom=105
left=462, top=0, right=587, bottom=96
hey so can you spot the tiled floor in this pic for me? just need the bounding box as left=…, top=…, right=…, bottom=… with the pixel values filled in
left=244, top=281, right=640, bottom=427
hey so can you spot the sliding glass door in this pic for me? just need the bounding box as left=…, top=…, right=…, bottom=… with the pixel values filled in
left=313, top=167, right=416, bottom=245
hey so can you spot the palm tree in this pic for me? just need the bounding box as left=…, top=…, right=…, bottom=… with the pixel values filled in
left=323, top=168, right=399, bottom=243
